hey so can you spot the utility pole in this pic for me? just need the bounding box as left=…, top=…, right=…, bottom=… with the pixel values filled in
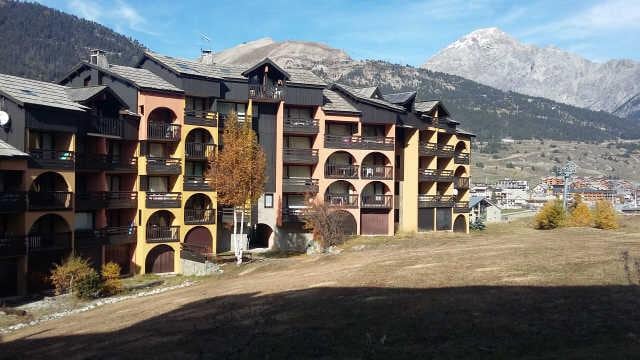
left=559, top=161, right=577, bottom=210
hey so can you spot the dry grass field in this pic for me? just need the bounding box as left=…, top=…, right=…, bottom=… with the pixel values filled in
left=2, top=216, right=640, bottom=359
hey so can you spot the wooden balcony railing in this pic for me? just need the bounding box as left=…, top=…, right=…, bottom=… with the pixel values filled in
left=107, top=155, right=138, bottom=172
left=184, top=110, right=218, bottom=127
left=361, top=194, right=393, bottom=209
left=361, top=165, right=393, bottom=180
left=185, top=143, right=216, bottom=160
left=324, top=135, right=394, bottom=150
left=325, top=193, right=359, bottom=208
left=74, top=229, right=107, bottom=248
left=76, top=153, right=109, bottom=171
left=146, top=157, right=182, bottom=175
left=282, top=178, right=319, bottom=193
left=248, top=83, right=285, bottom=101
left=147, top=122, right=181, bottom=141
left=454, top=153, right=470, bottom=165
left=28, top=191, right=73, bottom=211
left=145, top=192, right=182, bottom=208
left=26, top=232, right=72, bottom=252
left=28, top=149, right=75, bottom=169
left=103, top=226, right=137, bottom=245
left=454, top=202, right=470, bottom=213
left=89, top=115, right=123, bottom=137
left=283, top=118, right=319, bottom=134
left=454, top=177, right=470, bottom=190
left=183, top=176, right=213, bottom=191
left=184, top=208, right=216, bottom=225
left=75, top=192, right=107, bottom=211
left=282, top=208, right=307, bottom=223
left=325, top=164, right=359, bottom=179
left=283, top=148, right=318, bottom=165
left=418, top=169, right=454, bottom=182
left=106, top=191, right=137, bottom=209
left=418, top=195, right=455, bottom=208
left=419, top=142, right=454, bottom=157
left=146, top=226, right=180, bottom=243
left=0, top=192, right=27, bottom=213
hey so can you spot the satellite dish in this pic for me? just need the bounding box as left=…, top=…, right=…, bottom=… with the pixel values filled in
left=0, top=111, right=9, bottom=127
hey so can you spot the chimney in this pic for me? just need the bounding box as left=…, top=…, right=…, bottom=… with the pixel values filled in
left=90, top=49, right=109, bottom=68
left=200, top=49, right=214, bottom=65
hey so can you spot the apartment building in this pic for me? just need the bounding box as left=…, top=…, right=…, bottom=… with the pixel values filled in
left=0, top=50, right=473, bottom=296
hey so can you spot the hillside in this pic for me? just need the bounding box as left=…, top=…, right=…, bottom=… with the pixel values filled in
left=0, top=1, right=144, bottom=82
left=423, top=28, right=640, bottom=120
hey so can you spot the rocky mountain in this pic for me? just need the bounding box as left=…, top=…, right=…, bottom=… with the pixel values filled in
left=422, top=28, right=640, bottom=121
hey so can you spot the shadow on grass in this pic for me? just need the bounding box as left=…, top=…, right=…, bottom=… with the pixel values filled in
left=2, top=285, right=640, bottom=359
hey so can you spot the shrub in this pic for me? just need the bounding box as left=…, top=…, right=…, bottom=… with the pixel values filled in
left=303, top=197, right=347, bottom=250
left=534, top=199, right=565, bottom=230
left=593, top=200, right=619, bottom=230
left=567, top=195, right=592, bottom=227
left=101, top=262, right=123, bottom=296
left=74, top=269, right=102, bottom=299
left=50, top=256, right=96, bottom=295
left=470, top=218, right=486, bottom=231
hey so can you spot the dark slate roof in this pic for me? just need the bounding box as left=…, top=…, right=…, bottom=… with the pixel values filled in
left=0, top=139, right=28, bottom=158
left=322, top=89, right=361, bottom=114
left=383, top=91, right=416, bottom=105
left=65, top=85, right=107, bottom=102
left=414, top=100, right=439, bottom=113
left=470, top=196, right=498, bottom=209
left=332, top=83, right=405, bottom=112
left=109, top=64, right=183, bottom=92
left=456, top=128, right=476, bottom=137
left=242, top=58, right=290, bottom=79
left=285, top=68, right=326, bottom=87
left=0, top=73, right=87, bottom=112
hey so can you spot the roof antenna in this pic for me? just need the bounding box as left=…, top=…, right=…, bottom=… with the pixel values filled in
left=199, top=33, right=214, bottom=64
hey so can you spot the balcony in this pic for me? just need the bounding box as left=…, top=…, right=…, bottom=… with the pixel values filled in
left=28, top=149, right=75, bottom=170
left=103, top=226, right=137, bottom=245
left=419, top=142, right=454, bottom=157
left=184, top=209, right=216, bottom=225
left=454, top=153, right=470, bottom=165
left=74, top=229, right=106, bottom=249
left=76, top=154, right=109, bottom=171
left=361, top=194, right=393, bottom=209
left=107, top=155, right=138, bottom=173
left=361, top=165, right=393, bottom=180
left=184, top=110, right=218, bottom=127
left=75, top=192, right=107, bottom=211
left=283, top=178, right=319, bottom=193
left=0, top=192, right=27, bottom=213
left=26, top=232, right=72, bottom=252
left=454, top=177, right=470, bottom=190
left=183, top=176, right=213, bottom=191
left=325, top=193, right=359, bottom=208
left=360, top=136, right=395, bottom=151
left=282, top=208, right=306, bottom=223
left=28, top=191, right=73, bottom=211
left=145, top=192, right=181, bottom=208
left=325, top=135, right=394, bottom=150
left=436, top=144, right=455, bottom=157
left=283, top=118, right=319, bottom=135
left=283, top=148, right=318, bottom=165
left=419, top=169, right=454, bottom=182
left=248, top=83, right=285, bottom=102
left=418, top=195, right=455, bottom=208
left=146, top=226, right=180, bottom=243
left=0, top=236, right=26, bottom=257
left=89, top=115, right=123, bottom=138
left=325, top=164, right=359, bottom=179
left=454, top=202, right=470, bottom=213
left=147, top=157, right=182, bottom=175
left=185, top=143, right=216, bottom=161
left=147, top=122, right=181, bottom=142
left=106, top=191, right=137, bottom=209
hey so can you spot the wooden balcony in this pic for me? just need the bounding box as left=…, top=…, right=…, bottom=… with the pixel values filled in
left=283, top=148, right=318, bottom=165
left=324, top=135, right=394, bottom=150
left=185, top=143, right=216, bottom=161
left=107, top=155, right=138, bottom=173
left=0, top=235, right=26, bottom=258
left=454, top=153, right=470, bottom=165
left=145, top=192, right=181, bottom=208
left=325, top=193, right=359, bottom=208
left=283, top=118, right=319, bottom=135
left=325, top=164, right=359, bottom=179
left=184, top=110, right=218, bottom=127
left=147, top=157, right=182, bottom=175
left=361, top=165, right=393, bottom=180
left=418, top=169, right=454, bottom=182
left=282, top=178, right=319, bottom=193
left=147, top=122, right=181, bottom=142
left=146, top=226, right=180, bottom=243
left=183, top=176, right=213, bottom=191
left=360, top=136, right=395, bottom=150
left=454, top=202, right=470, bottom=213
left=418, top=195, right=455, bottom=208
left=0, top=192, right=27, bottom=213
left=25, top=232, right=72, bottom=252
left=436, top=144, right=455, bottom=157
left=28, top=191, right=73, bottom=211
left=103, top=226, right=137, bottom=245
left=248, top=83, right=285, bottom=102
left=184, top=209, right=216, bottom=225
left=75, top=192, right=107, bottom=211
left=106, top=191, right=137, bottom=209
left=361, top=194, right=393, bottom=209
left=419, top=142, right=454, bottom=157
left=28, top=149, right=75, bottom=169
left=89, top=115, right=123, bottom=138
left=76, top=153, right=109, bottom=171
left=282, top=208, right=306, bottom=223
left=454, top=177, right=470, bottom=190
left=74, top=229, right=107, bottom=249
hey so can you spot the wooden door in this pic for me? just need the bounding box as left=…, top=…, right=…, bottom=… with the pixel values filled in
left=361, top=211, right=389, bottom=235
left=146, top=245, right=174, bottom=273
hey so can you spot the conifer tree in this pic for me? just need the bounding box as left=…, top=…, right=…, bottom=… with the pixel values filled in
left=567, top=194, right=593, bottom=227
left=593, top=200, right=619, bottom=230
left=534, top=199, right=565, bottom=230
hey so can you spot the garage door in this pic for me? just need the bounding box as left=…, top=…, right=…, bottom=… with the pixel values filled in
left=361, top=211, right=389, bottom=235
left=145, top=245, right=175, bottom=273
left=418, top=208, right=434, bottom=232
left=436, top=208, right=452, bottom=231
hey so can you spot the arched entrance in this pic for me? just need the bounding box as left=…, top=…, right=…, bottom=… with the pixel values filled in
left=332, top=210, right=357, bottom=236
left=184, top=194, right=214, bottom=225
left=184, top=226, right=213, bottom=255
left=453, top=215, right=467, bottom=233
left=145, top=244, right=175, bottom=273
left=454, top=166, right=467, bottom=178
left=29, top=172, right=72, bottom=210
left=251, top=223, right=273, bottom=249
left=361, top=152, right=392, bottom=179
left=325, top=151, right=358, bottom=179
left=27, top=214, right=72, bottom=291
left=147, top=210, right=177, bottom=243
left=325, top=180, right=358, bottom=207
left=148, top=107, right=177, bottom=123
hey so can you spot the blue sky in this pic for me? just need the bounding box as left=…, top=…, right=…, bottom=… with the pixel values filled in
left=38, top=0, right=640, bottom=66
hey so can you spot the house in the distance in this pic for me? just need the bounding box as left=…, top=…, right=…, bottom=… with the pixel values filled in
left=469, top=196, right=502, bottom=223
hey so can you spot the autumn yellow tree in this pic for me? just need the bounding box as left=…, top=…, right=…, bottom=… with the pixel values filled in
left=593, top=200, right=618, bottom=230
left=534, top=199, right=565, bottom=230
left=208, top=112, right=266, bottom=264
left=567, top=194, right=592, bottom=227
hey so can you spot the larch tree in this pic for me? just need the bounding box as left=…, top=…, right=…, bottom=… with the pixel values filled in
left=593, top=200, right=619, bottom=230
left=207, top=112, right=266, bottom=264
left=567, top=194, right=593, bottom=227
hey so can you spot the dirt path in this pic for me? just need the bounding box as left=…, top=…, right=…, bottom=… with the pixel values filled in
left=2, top=219, right=640, bottom=359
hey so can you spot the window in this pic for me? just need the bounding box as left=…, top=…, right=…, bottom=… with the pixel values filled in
left=286, top=165, right=311, bottom=178
left=264, top=193, right=274, bottom=208
left=149, top=143, right=166, bottom=157
left=83, top=76, right=91, bottom=86
left=75, top=212, right=94, bottom=230
left=148, top=177, right=168, bottom=192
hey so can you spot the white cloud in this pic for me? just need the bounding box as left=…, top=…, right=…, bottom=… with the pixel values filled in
left=65, top=0, right=158, bottom=36
left=68, top=0, right=101, bottom=21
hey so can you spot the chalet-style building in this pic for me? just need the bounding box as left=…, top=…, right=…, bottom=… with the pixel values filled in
left=0, top=49, right=473, bottom=297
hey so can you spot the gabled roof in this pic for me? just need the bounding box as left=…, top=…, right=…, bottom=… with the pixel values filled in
left=456, top=128, right=476, bottom=137
left=0, top=73, right=87, bottom=112
left=322, top=89, right=361, bottom=114
left=284, top=68, right=326, bottom=87
left=331, top=83, right=405, bottom=112
left=242, top=58, right=290, bottom=79
left=354, top=86, right=382, bottom=99
left=0, top=139, right=28, bottom=158
left=65, top=85, right=108, bottom=102
left=383, top=91, right=416, bottom=105
left=414, top=100, right=440, bottom=113
left=470, top=196, right=498, bottom=209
